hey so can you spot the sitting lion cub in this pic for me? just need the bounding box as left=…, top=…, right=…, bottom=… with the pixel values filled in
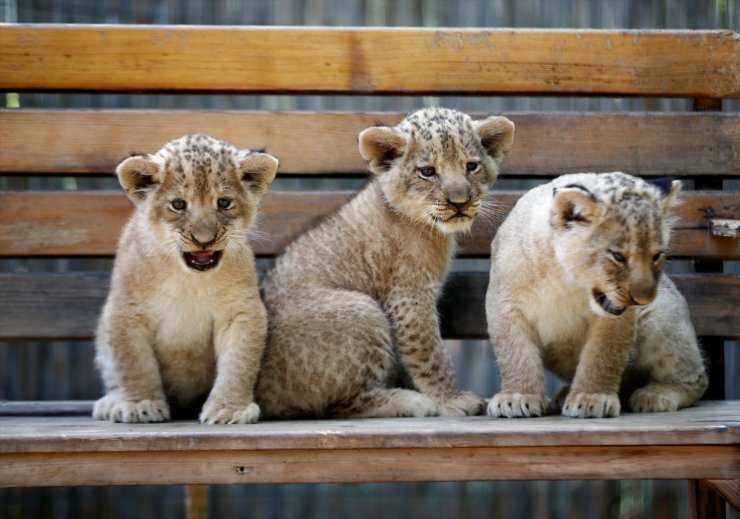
left=486, top=172, right=707, bottom=418
left=256, top=107, right=515, bottom=418
left=94, top=134, right=278, bottom=424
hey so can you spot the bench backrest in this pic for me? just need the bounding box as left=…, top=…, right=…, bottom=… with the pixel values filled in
left=0, top=25, right=738, bottom=398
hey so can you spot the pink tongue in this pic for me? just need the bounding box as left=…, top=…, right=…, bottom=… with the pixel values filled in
left=190, top=250, right=214, bottom=262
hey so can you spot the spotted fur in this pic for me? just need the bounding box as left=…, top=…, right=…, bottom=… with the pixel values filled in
left=256, top=108, right=515, bottom=418
left=94, top=135, right=278, bottom=424
left=486, top=172, right=707, bottom=418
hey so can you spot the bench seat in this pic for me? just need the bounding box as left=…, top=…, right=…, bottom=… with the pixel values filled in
left=1, top=401, right=738, bottom=487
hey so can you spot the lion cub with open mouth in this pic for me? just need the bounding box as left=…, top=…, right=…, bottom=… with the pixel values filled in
left=487, top=172, right=707, bottom=418
left=93, top=135, right=278, bottom=424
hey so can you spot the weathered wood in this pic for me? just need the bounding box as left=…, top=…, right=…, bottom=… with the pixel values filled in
left=1, top=445, right=737, bottom=488
left=1, top=191, right=738, bottom=259
left=689, top=479, right=727, bottom=519
left=2, top=26, right=738, bottom=96
left=709, top=219, right=740, bottom=238
left=1, top=401, right=737, bottom=453
left=1, top=110, right=738, bottom=177
left=705, top=480, right=740, bottom=511
left=0, top=272, right=737, bottom=341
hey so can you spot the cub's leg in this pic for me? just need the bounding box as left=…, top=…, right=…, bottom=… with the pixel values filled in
left=628, top=279, right=708, bottom=412
left=384, top=287, right=484, bottom=417
left=256, top=288, right=438, bottom=419
left=93, top=311, right=170, bottom=423
left=487, top=302, right=549, bottom=418
left=199, top=289, right=265, bottom=424
left=562, top=311, right=636, bottom=418
left=332, top=388, right=438, bottom=418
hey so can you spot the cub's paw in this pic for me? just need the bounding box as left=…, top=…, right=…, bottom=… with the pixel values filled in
left=436, top=391, right=486, bottom=417
left=393, top=391, right=439, bottom=417
left=487, top=393, right=549, bottom=418
left=199, top=400, right=260, bottom=425
left=93, top=395, right=170, bottom=423
left=562, top=392, right=620, bottom=418
left=628, top=387, right=679, bottom=413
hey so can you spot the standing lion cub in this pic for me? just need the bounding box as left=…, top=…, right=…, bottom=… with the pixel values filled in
left=256, top=107, right=515, bottom=418
left=94, top=134, right=278, bottom=424
left=486, top=172, right=707, bottom=418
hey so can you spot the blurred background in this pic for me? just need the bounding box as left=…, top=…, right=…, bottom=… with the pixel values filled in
left=1, top=1, right=738, bottom=518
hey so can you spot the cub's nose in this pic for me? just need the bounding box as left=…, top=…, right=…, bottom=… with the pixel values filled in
left=190, top=233, right=217, bottom=249
left=446, top=188, right=471, bottom=211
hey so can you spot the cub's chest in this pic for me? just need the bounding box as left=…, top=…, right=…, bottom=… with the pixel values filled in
left=147, top=275, right=219, bottom=351
left=521, top=275, right=591, bottom=347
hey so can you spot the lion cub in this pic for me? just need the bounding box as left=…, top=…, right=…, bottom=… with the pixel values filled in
left=94, top=134, right=278, bottom=424
left=256, top=107, right=515, bottom=418
left=487, top=172, right=707, bottom=418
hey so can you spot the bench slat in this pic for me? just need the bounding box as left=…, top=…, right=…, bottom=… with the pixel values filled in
left=1, top=401, right=737, bottom=451
left=1, top=191, right=738, bottom=259
left=0, top=402, right=737, bottom=486
left=2, top=445, right=736, bottom=487
left=1, top=26, right=738, bottom=97
left=0, top=272, right=736, bottom=341
left=1, top=110, right=738, bottom=177
left=437, top=273, right=740, bottom=340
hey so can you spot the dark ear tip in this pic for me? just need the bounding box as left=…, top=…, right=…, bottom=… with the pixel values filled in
left=651, top=177, right=675, bottom=196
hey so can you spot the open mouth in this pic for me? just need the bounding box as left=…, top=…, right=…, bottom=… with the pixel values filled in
left=592, top=290, right=626, bottom=316
left=182, top=250, right=223, bottom=271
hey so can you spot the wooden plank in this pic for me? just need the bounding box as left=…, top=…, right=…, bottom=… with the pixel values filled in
left=0, top=272, right=736, bottom=341
left=438, top=273, right=740, bottom=340
left=1, top=401, right=737, bottom=453
left=1, top=191, right=738, bottom=259
left=1, top=26, right=738, bottom=97
left=1, top=110, right=738, bottom=177
left=1, top=445, right=737, bottom=487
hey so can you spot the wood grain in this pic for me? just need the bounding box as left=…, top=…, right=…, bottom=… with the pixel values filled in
left=1, top=401, right=737, bottom=452
left=0, top=272, right=736, bottom=340
left=1, top=445, right=737, bottom=487
left=1, top=26, right=738, bottom=96
left=1, top=110, right=738, bottom=177
left=1, top=191, right=738, bottom=259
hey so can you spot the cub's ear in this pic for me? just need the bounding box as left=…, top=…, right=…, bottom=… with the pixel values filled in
left=652, top=178, right=682, bottom=210
left=476, top=116, right=515, bottom=165
left=239, top=152, right=279, bottom=197
left=551, top=185, right=601, bottom=230
left=358, top=126, right=407, bottom=175
left=116, top=154, right=161, bottom=205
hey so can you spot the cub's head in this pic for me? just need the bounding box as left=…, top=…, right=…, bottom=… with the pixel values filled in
left=550, top=173, right=681, bottom=317
left=116, top=134, right=278, bottom=272
left=358, top=107, right=514, bottom=234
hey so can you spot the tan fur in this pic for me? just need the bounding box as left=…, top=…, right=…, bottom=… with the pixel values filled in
left=486, top=172, right=707, bottom=418
left=93, top=134, right=278, bottom=424
left=256, top=107, right=515, bottom=418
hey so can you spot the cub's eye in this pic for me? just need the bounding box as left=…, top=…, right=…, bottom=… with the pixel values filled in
left=652, top=252, right=664, bottom=262
left=609, top=250, right=627, bottom=264
left=418, top=166, right=437, bottom=178
left=171, top=199, right=187, bottom=211
left=466, top=161, right=480, bottom=172
left=217, top=197, right=232, bottom=209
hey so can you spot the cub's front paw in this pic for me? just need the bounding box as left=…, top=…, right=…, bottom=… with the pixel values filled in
left=487, top=393, right=549, bottom=418
left=628, top=387, right=679, bottom=413
left=562, top=392, right=620, bottom=418
left=199, top=400, right=260, bottom=425
left=93, top=395, right=170, bottom=423
left=436, top=391, right=485, bottom=416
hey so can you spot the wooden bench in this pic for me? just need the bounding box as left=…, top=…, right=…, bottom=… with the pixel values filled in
left=1, top=25, right=738, bottom=517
